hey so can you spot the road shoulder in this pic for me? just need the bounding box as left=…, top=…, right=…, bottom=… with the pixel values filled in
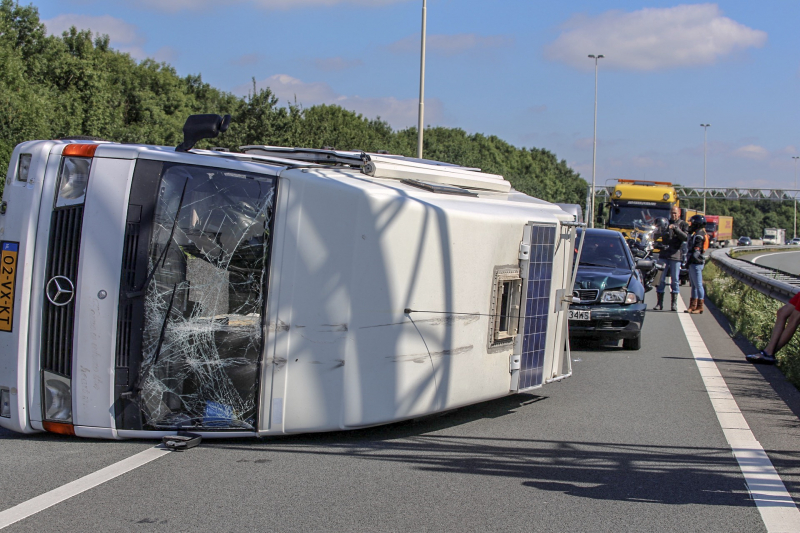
left=682, top=288, right=800, bottom=507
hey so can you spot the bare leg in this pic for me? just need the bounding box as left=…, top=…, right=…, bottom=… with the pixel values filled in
left=773, top=309, right=800, bottom=354
left=764, top=304, right=796, bottom=355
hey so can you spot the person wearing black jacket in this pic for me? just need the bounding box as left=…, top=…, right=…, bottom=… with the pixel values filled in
left=653, top=205, right=689, bottom=311
left=684, top=215, right=707, bottom=314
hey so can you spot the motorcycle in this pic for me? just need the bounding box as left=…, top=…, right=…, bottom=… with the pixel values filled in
left=626, top=221, right=664, bottom=293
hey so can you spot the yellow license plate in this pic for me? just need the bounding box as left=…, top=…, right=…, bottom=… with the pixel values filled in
left=0, top=242, right=19, bottom=332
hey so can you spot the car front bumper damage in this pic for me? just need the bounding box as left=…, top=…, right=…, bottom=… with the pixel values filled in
left=568, top=303, right=646, bottom=340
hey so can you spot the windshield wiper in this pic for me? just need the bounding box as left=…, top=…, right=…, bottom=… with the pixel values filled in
left=126, top=178, right=189, bottom=298
left=120, top=283, right=178, bottom=401
left=579, top=261, right=618, bottom=268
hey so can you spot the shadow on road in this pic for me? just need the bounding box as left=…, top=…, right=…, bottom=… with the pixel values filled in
left=202, top=393, right=768, bottom=507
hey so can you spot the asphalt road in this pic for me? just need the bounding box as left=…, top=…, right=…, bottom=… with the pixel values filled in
left=739, top=249, right=800, bottom=275
left=1, top=288, right=799, bottom=532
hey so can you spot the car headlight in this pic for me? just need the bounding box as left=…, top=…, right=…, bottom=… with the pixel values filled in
left=601, top=290, right=638, bottom=304
left=43, top=371, right=72, bottom=422
left=601, top=290, right=626, bottom=303
left=56, top=156, right=91, bottom=207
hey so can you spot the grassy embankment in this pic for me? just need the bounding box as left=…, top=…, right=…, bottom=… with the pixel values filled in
left=703, top=261, right=800, bottom=389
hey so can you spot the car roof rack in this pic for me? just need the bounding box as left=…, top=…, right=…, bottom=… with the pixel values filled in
left=190, top=148, right=325, bottom=169
left=241, top=146, right=511, bottom=193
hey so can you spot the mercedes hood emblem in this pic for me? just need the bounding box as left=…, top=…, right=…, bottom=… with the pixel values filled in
left=46, top=276, right=75, bottom=306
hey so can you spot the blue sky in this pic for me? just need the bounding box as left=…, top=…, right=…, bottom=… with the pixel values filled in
left=33, top=1, right=800, bottom=191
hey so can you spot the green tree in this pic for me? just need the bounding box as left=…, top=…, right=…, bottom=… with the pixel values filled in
left=0, top=0, right=588, bottom=207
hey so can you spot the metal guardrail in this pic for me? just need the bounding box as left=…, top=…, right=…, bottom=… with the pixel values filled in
left=593, top=186, right=800, bottom=201
left=710, top=246, right=800, bottom=304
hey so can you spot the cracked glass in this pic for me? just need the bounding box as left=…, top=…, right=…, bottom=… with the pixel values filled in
left=138, top=164, right=275, bottom=430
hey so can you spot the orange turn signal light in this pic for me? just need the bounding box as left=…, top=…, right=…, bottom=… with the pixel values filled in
left=62, top=144, right=98, bottom=158
left=42, top=421, right=76, bottom=436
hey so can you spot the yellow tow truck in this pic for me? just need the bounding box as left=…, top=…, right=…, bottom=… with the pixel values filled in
left=605, top=179, right=679, bottom=237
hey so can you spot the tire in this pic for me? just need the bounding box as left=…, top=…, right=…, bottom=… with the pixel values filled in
left=623, top=335, right=641, bottom=350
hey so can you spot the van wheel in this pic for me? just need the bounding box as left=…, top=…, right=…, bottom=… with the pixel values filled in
left=623, top=335, right=641, bottom=350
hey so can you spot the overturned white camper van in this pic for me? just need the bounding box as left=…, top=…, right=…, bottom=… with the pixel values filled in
left=0, top=115, right=581, bottom=439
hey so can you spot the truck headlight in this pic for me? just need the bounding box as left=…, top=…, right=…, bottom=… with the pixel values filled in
left=0, top=388, right=10, bottom=418
left=56, top=156, right=91, bottom=207
left=43, top=371, right=72, bottom=422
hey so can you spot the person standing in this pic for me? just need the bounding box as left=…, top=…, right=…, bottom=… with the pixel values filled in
left=653, top=205, right=689, bottom=311
left=684, top=214, right=707, bottom=314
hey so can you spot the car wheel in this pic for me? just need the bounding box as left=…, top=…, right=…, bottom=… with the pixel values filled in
left=623, top=335, right=641, bottom=350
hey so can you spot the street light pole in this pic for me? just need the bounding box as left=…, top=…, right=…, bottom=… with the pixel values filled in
left=793, top=156, right=799, bottom=239
left=588, top=54, right=604, bottom=228
left=416, top=0, right=427, bottom=159
left=700, top=124, right=710, bottom=214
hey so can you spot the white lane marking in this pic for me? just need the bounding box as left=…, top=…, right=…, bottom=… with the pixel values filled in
left=0, top=446, right=170, bottom=530
left=751, top=250, right=800, bottom=264
left=676, top=298, right=800, bottom=533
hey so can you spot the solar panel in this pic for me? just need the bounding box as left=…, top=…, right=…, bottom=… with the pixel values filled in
left=519, top=224, right=556, bottom=390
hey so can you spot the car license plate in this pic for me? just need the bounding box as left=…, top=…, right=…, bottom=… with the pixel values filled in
left=569, top=310, right=590, bottom=321
left=0, top=242, right=19, bottom=332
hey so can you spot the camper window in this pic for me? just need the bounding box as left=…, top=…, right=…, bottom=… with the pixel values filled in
left=489, top=267, right=522, bottom=346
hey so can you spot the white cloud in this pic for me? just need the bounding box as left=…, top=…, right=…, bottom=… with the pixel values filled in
left=235, top=74, right=442, bottom=129
left=314, top=57, right=363, bottom=72
left=388, top=33, right=513, bottom=56
left=545, top=4, right=767, bottom=71
left=42, top=14, right=174, bottom=62
left=136, top=0, right=409, bottom=13
left=732, top=144, right=769, bottom=160
left=43, top=14, right=141, bottom=44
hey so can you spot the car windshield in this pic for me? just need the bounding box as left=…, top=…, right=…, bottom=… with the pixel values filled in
left=607, top=204, right=671, bottom=229
left=576, top=230, right=632, bottom=269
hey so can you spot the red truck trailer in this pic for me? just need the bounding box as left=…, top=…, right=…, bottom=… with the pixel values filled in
left=705, top=215, right=733, bottom=247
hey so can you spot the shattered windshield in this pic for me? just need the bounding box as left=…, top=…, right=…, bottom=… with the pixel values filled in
left=138, top=164, right=275, bottom=430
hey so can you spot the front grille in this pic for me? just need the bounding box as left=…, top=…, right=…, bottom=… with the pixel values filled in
left=41, top=206, right=84, bottom=376
left=115, top=222, right=140, bottom=368
left=573, top=289, right=599, bottom=302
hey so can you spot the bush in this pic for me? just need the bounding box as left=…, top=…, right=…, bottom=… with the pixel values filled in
left=704, top=262, right=800, bottom=388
